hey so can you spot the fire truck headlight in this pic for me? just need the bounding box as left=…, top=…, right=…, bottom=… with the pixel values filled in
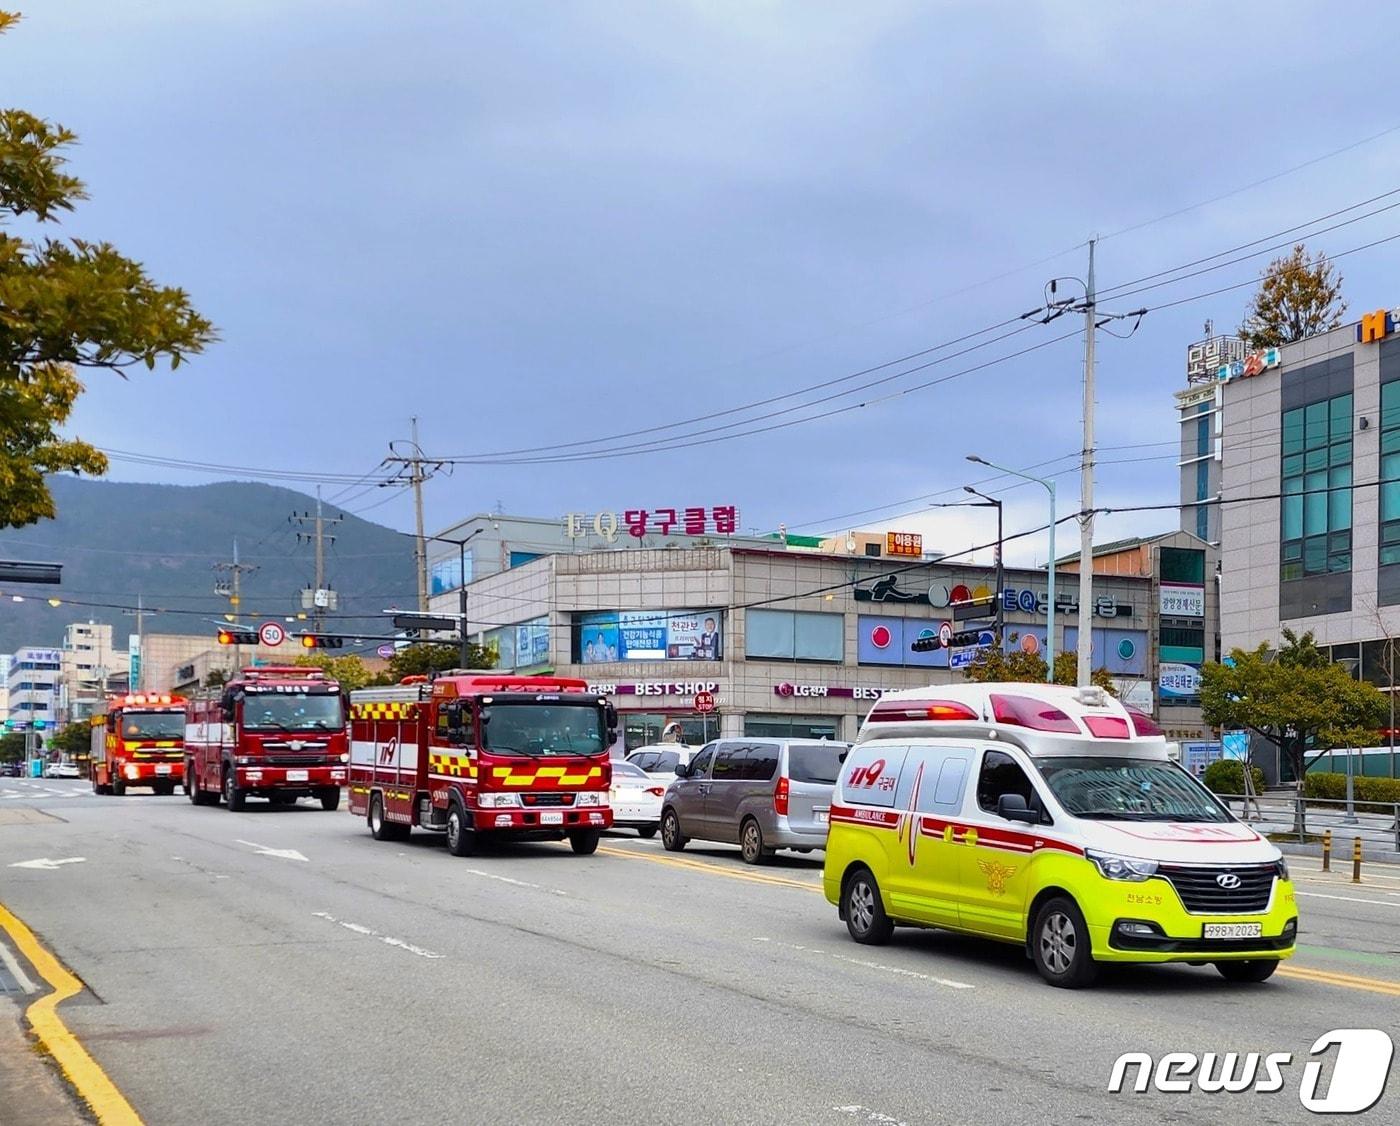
left=575, top=792, right=605, bottom=807
left=339, top=753, right=350, bottom=763
left=235, top=756, right=252, bottom=766
left=1086, top=849, right=1158, bottom=882
left=124, top=765, right=139, bottom=780
left=477, top=793, right=518, bottom=808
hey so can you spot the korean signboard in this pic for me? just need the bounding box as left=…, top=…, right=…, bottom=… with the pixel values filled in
left=514, top=618, right=550, bottom=668
left=564, top=506, right=739, bottom=543
left=585, top=680, right=721, bottom=698
left=1159, top=662, right=1202, bottom=700
left=885, top=532, right=923, bottom=558
left=1159, top=582, right=1205, bottom=618
left=576, top=610, right=723, bottom=664
left=1217, top=346, right=1280, bottom=382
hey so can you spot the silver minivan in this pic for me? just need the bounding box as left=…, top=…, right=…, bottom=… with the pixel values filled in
left=660, top=738, right=850, bottom=864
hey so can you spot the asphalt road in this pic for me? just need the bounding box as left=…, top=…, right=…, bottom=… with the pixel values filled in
left=2, top=775, right=1398, bottom=1125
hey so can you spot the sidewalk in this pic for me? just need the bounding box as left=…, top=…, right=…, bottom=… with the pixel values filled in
left=0, top=995, right=89, bottom=1125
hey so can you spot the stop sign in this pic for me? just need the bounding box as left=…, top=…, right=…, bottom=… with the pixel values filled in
left=694, top=690, right=716, bottom=714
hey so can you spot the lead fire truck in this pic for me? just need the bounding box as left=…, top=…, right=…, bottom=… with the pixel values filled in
left=185, top=665, right=348, bottom=811
left=90, top=692, right=187, bottom=796
left=349, top=674, right=618, bottom=856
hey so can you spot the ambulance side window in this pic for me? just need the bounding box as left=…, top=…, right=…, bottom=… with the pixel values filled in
left=976, top=750, right=1042, bottom=820
left=845, top=745, right=907, bottom=808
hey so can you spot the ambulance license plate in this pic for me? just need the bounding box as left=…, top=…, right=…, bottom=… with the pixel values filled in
left=286, top=770, right=308, bottom=782
left=1203, top=922, right=1261, bottom=940
left=540, top=811, right=564, bottom=825
left=155, top=765, right=172, bottom=775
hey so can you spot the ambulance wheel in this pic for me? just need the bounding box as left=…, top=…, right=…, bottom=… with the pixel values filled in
left=445, top=805, right=476, bottom=857
left=223, top=769, right=245, bottom=812
left=1214, top=959, right=1279, bottom=983
left=319, top=788, right=340, bottom=812
left=112, top=777, right=126, bottom=797
left=569, top=829, right=601, bottom=856
left=1032, top=896, right=1098, bottom=989
left=661, top=808, right=687, bottom=851
left=843, top=868, right=894, bottom=945
left=740, top=818, right=775, bottom=865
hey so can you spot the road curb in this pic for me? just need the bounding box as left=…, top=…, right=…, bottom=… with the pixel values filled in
left=0, top=902, right=143, bottom=1125
left=1275, top=840, right=1400, bottom=865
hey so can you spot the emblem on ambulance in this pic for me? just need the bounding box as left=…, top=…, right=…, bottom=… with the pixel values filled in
left=978, top=859, right=1017, bottom=895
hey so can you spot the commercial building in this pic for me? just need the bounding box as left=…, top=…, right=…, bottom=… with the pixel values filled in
left=441, top=542, right=1198, bottom=752
left=1175, top=327, right=1247, bottom=546
left=5, top=645, right=62, bottom=735
left=58, top=621, right=119, bottom=723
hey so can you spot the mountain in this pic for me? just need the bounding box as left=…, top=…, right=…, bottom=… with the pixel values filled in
left=0, top=477, right=417, bottom=653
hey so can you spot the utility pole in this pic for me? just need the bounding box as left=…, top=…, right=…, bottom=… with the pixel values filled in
left=384, top=419, right=448, bottom=614
left=291, top=486, right=343, bottom=631
left=213, top=539, right=258, bottom=669
left=121, top=594, right=149, bottom=693
left=1028, top=242, right=1146, bottom=687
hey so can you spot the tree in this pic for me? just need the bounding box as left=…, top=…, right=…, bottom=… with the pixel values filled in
left=1200, top=629, right=1386, bottom=834
left=0, top=731, right=26, bottom=763
left=384, top=642, right=495, bottom=682
left=292, top=653, right=378, bottom=692
left=0, top=11, right=215, bottom=528
left=48, top=721, right=91, bottom=760
left=1239, top=243, right=1346, bottom=350
left=964, top=638, right=1117, bottom=695
left=204, top=669, right=228, bottom=688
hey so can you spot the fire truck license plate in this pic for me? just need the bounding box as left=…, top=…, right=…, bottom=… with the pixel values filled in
left=540, top=811, right=564, bottom=825
left=156, top=765, right=172, bottom=775
left=1203, top=923, right=1261, bottom=940
left=286, top=770, right=309, bottom=782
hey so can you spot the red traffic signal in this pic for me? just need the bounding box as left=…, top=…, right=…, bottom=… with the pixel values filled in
left=217, top=629, right=259, bottom=646
left=299, top=634, right=345, bottom=650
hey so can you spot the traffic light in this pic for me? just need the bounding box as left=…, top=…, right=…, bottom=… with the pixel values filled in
left=299, top=634, right=345, bottom=650
left=217, top=629, right=259, bottom=646
left=910, top=629, right=989, bottom=653
left=33, top=718, right=46, bottom=730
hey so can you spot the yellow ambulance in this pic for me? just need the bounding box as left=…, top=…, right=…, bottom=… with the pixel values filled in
left=823, top=682, right=1297, bottom=988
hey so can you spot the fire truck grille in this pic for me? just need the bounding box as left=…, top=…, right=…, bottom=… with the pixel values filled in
left=263, top=754, right=333, bottom=766
left=521, top=793, right=575, bottom=807
left=1157, top=864, right=1275, bottom=914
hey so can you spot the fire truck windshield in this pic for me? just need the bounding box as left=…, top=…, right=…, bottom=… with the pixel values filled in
left=120, top=712, right=186, bottom=741
left=242, top=693, right=344, bottom=733
left=480, top=703, right=605, bottom=757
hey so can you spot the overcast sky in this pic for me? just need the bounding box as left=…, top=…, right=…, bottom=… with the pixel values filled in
left=9, top=1, right=1399, bottom=567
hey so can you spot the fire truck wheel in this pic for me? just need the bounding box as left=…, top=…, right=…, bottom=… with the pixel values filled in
left=223, top=769, right=246, bottom=812
left=569, top=829, right=602, bottom=856
left=112, top=777, right=126, bottom=797
left=319, top=788, right=341, bottom=812
left=153, top=782, right=175, bottom=797
left=445, top=805, right=476, bottom=857
left=661, top=808, right=687, bottom=852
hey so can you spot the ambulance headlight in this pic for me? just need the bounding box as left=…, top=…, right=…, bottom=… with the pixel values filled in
left=476, top=793, right=518, bottom=808
left=576, top=792, right=605, bottom=807
left=1274, top=857, right=1290, bottom=881
left=1086, top=849, right=1158, bottom=882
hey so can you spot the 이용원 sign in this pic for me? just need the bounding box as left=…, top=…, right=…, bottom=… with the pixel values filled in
left=885, top=532, right=922, bottom=558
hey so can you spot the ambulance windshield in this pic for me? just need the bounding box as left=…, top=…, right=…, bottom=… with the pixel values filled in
left=480, top=703, right=605, bottom=757
left=1035, top=758, right=1229, bottom=823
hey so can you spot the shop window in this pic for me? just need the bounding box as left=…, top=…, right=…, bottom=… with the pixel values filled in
left=743, top=714, right=841, bottom=741
left=745, top=609, right=843, bottom=662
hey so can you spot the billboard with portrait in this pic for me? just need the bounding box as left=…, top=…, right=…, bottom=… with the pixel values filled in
left=576, top=610, right=722, bottom=664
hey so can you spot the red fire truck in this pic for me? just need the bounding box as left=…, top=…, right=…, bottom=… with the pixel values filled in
left=348, top=674, right=618, bottom=855
left=185, top=665, right=348, bottom=811
left=90, top=692, right=187, bottom=796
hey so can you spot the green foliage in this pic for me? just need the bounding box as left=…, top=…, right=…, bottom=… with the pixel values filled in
left=384, top=642, right=495, bottom=682
left=48, top=721, right=92, bottom=759
left=204, top=668, right=229, bottom=687
left=1302, top=771, right=1400, bottom=804
left=0, top=12, right=215, bottom=528
left=0, top=730, right=26, bottom=762
left=964, top=638, right=1117, bottom=695
left=292, top=653, right=379, bottom=692
left=1239, top=243, right=1346, bottom=350
left=1202, top=758, right=1265, bottom=796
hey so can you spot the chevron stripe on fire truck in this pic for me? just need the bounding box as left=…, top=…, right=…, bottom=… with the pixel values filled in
left=490, top=765, right=604, bottom=787
left=352, top=701, right=417, bottom=720
left=428, top=751, right=477, bottom=778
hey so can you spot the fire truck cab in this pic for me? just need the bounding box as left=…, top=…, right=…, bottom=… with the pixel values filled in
left=185, top=666, right=348, bottom=811
left=90, top=693, right=187, bottom=796
left=349, top=674, right=619, bottom=856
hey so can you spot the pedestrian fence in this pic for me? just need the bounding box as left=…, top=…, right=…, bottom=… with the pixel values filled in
left=1215, top=792, right=1400, bottom=853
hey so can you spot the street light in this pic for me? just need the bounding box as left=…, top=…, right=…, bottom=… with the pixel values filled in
left=931, top=491, right=1004, bottom=642
left=967, top=455, right=1057, bottom=682
left=424, top=527, right=487, bottom=667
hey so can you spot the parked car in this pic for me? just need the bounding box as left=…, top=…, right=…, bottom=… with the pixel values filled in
left=660, top=738, right=849, bottom=864
left=0, top=761, right=22, bottom=777
left=609, top=759, right=665, bottom=838
left=626, top=744, right=700, bottom=784
left=45, top=761, right=81, bottom=779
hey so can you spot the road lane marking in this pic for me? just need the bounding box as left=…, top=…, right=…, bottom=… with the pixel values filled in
left=597, top=845, right=823, bottom=892
left=1295, top=890, right=1400, bottom=909
left=1279, top=964, right=1400, bottom=997
left=8, top=857, right=86, bottom=871
left=834, top=1106, right=909, bottom=1126
left=755, top=937, right=974, bottom=991
left=0, top=900, right=144, bottom=1124
left=0, top=936, right=39, bottom=994
left=463, top=869, right=568, bottom=897
left=234, top=840, right=309, bottom=863
left=311, top=912, right=443, bottom=959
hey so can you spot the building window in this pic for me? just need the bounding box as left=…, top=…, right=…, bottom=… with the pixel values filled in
left=743, top=714, right=841, bottom=740
left=429, top=551, right=472, bottom=596
left=1281, top=393, right=1353, bottom=580
left=1195, top=411, right=1210, bottom=457
left=1380, top=382, right=1400, bottom=566
left=744, top=610, right=843, bottom=662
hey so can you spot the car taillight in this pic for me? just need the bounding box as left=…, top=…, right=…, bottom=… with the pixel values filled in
left=646, top=787, right=665, bottom=797
left=989, top=694, right=1080, bottom=733
left=1126, top=709, right=1163, bottom=737
left=601, top=760, right=612, bottom=786
left=1082, top=715, right=1129, bottom=739
left=774, top=774, right=789, bottom=816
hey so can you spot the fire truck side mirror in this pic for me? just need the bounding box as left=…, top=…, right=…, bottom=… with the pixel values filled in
left=604, top=702, right=619, bottom=744
left=444, top=701, right=467, bottom=744
left=220, top=690, right=237, bottom=721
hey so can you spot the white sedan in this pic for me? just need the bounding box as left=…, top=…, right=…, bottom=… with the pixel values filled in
left=45, top=761, right=81, bottom=779
left=609, top=759, right=665, bottom=838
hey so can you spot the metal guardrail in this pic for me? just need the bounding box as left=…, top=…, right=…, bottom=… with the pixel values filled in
left=1214, top=792, right=1400, bottom=852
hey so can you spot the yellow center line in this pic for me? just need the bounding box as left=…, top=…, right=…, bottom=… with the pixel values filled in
left=1279, top=963, right=1400, bottom=997
left=0, top=900, right=144, bottom=1124
left=596, top=845, right=824, bottom=893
